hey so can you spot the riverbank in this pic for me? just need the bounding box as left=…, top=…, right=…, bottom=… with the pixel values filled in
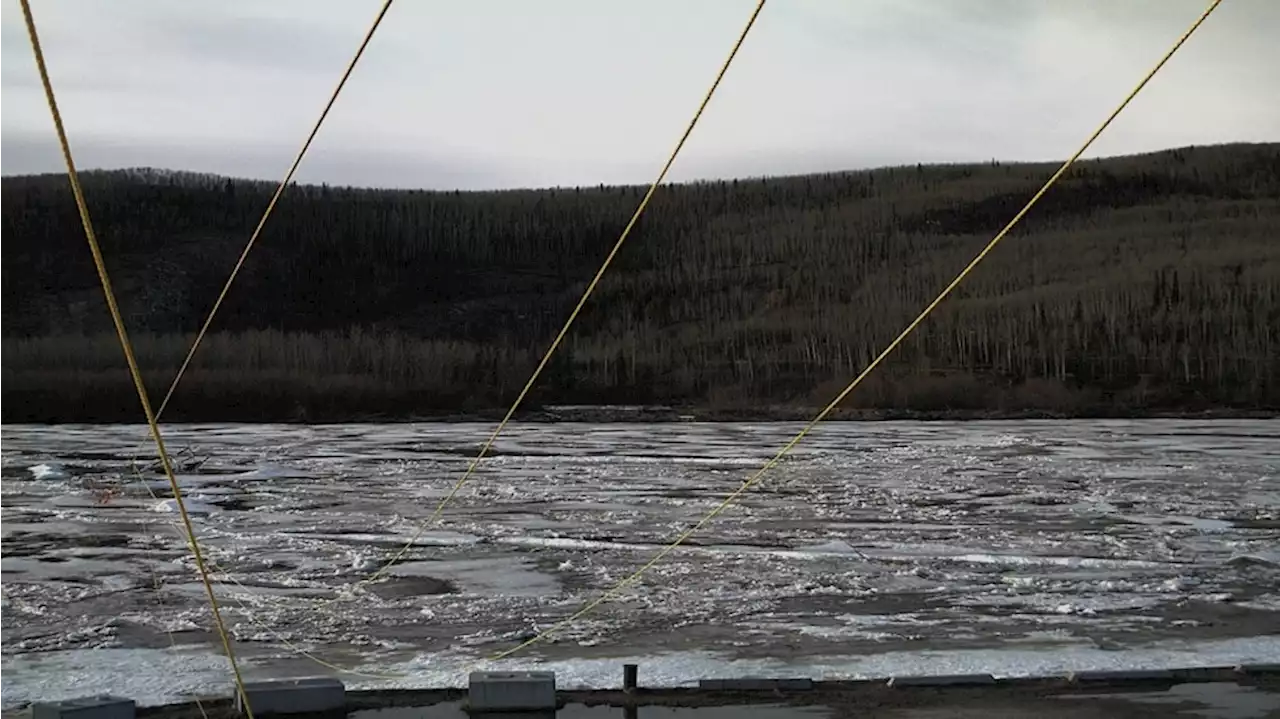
left=519, top=405, right=1279, bottom=423
left=2, top=400, right=1274, bottom=425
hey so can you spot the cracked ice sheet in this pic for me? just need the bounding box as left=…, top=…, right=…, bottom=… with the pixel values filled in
left=4, top=420, right=1279, bottom=707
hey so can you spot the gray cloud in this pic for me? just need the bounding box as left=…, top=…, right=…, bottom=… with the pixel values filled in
left=2, top=0, right=1276, bottom=190
left=1, top=131, right=507, bottom=190
left=151, top=14, right=362, bottom=75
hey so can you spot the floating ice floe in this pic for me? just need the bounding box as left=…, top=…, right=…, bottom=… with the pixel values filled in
left=28, top=463, right=69, bottom=480
left=131, top=464, right=309, bottom=493
left=150, top=498, right=218, bottom=515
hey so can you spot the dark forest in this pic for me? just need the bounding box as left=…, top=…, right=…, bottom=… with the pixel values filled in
left=3, top=142, right=1278, bottom=422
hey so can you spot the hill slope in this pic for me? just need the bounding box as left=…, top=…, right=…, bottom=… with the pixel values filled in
left=3, top=143, right=1279, bottom=422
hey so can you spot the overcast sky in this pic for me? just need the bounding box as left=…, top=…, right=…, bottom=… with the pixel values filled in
left=2, top=0, right=1276, bottom=190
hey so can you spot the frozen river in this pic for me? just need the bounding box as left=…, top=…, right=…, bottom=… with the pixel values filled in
left=2, top=419, right=1279, bottom=706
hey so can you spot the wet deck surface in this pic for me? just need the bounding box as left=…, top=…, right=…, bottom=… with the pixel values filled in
left=349, top=682, right=1280, bottom=719
left=54, top=675, right=1271, bottom=719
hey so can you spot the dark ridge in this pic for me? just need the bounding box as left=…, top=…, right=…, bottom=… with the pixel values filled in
left=2, top=143, right=1278, bottom=422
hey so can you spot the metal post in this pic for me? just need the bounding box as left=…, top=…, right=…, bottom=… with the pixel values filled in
left=623, top=663, right=638, bottom=692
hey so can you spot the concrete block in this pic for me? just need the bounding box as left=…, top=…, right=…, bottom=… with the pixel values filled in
left=1170, top=666, right=1237, bottom=681
left=1067, top=669, right=1175, bottom=683
left=235, top=677, right=345, bottom=715
left=698, top=679, right=727, bottom=690
left=888, top=674, right=996, bottom=687
left=32, top=696, right=135, bottom=719
left=697, top=678, right=812, bottom=691
left=770, top=678, right=813, bottom=691
left=468, top=671, right=556, bottom=712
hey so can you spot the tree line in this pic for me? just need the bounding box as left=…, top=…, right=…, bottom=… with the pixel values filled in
left=2, top=143, right=1277, bottom=421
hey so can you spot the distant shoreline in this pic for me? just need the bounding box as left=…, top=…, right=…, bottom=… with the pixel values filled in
left=365, top=406, right=1280, bottom=424
left=4, top=406, right=1275, bottom=425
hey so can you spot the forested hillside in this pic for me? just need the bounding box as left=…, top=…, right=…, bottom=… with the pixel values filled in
left=3, top=143, right=1278, bottom=422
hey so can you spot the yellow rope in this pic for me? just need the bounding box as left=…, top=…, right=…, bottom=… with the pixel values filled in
left=155, top=0, right=397, bottom=420
left=116, top=0, right=768, bottom=683
left=101, top=0, right=398, bottom=685
left=130, top=465, right=212, bottom=719
left=17, top=2, right=256, bottom=715
left=471, top=0, right=1225, bottom=666
left=343, top=0, right=771, bottom=593
left=31, top=0, right=1218, bottom=686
